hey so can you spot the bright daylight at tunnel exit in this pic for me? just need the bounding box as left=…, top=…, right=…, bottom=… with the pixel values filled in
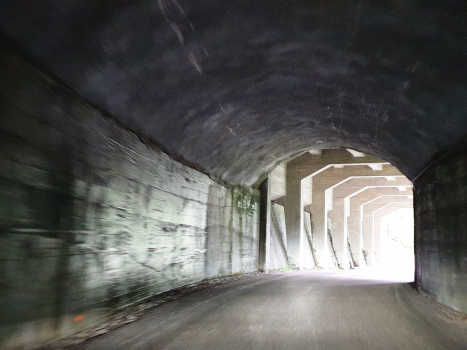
left=263, top=149, right=415, bottom=277
left=0, top=1, right=466, bottom=349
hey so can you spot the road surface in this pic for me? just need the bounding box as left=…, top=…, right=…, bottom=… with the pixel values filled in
left=82, top=268, right=467, bottom=350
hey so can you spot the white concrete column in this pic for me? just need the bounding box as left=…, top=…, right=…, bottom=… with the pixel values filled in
left=311, top=188, right=329, bottom=267
left=362, top=208, right=375, bottom=264
left=284, top=176, right=302, bottom=269
left=347, top=203, right=364, bottom=266
left=329, top=197, right=348, bottom=268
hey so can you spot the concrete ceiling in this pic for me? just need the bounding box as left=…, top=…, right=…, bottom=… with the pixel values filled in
left=1, top=0, right=466, bottom=186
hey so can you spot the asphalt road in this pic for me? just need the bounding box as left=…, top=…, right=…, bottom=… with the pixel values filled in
left=83, top=268, right=467, bottom=350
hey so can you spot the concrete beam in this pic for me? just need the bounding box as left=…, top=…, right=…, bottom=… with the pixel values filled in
left=287, top=148, right=390, bottom=181
left=328, top=177, right=412, bottom=268
left=347, top=187, right=413, bottom=266
left=362, top=196, right=413, bottom=265
left=373, top=203, right=413, bottom=264
left=332, top=177, right=412, bottom=201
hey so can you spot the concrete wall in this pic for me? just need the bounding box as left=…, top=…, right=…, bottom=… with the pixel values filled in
left=0, top=48, right=260, bottom=347
left=414, top=151, right=467, bottom=314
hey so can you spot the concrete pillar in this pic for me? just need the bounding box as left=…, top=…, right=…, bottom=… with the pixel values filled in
left=330, top=196, right=348, bottom=268
left=361, top=195, right=413, bottom=265
left=329, top=177, right=411, bottom=268
left=270, top=163, right=286, bottom=202
left=374, top=203, right=413, bottom=262
left=347, top=187, right=413, bottom=266
left=347, top=202, right=364, bottom=266
left=311, top=164, right=403, bottom=267
left=259, top=175, right=272, bottom=272
left=284, top=176, right=302, bottom=268
left=311, top=188, right=327, bottom=266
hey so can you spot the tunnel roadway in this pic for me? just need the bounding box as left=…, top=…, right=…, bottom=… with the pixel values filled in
left=82, top=269, right=467, bottom=350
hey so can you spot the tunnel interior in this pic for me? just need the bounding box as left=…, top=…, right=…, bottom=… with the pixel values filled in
left=0, top=1, right=466, bottom=348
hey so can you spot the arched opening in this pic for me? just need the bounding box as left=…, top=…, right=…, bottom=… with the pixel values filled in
left=262, top=147, right=414, bottom=282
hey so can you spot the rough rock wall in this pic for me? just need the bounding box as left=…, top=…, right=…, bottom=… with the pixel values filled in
left=414, top=152, right=467, bottom=313
left=0, top=47, right=260, bottom=348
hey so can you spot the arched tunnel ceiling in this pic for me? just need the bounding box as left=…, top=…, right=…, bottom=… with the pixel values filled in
left=1, top=0, right=466, bottom=186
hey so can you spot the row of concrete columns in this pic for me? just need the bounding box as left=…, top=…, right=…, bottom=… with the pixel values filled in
left=263, top=149, right=414, bottom=271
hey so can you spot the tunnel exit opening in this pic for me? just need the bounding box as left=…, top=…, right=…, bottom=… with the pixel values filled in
left=263, top=147, right=414, bottom=281
left=378, top=208, right=415, bottom=277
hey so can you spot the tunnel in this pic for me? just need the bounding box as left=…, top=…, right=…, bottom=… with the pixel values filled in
left=0, top=1, right=466, bottom=349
